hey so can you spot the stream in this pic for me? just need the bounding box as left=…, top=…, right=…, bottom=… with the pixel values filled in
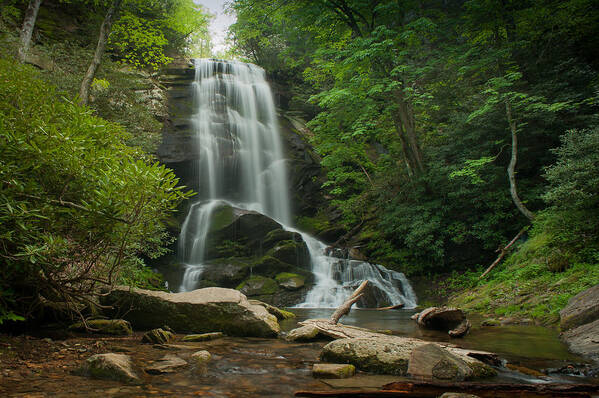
left=1, top=309, right=596, bottom=397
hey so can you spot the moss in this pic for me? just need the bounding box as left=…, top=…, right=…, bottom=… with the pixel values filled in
left=236, top=276, right=279, bottom=296
left=69, top=319, right=133, bottom=335
left=295, top=212, right=331, bottom=235
left=208, top=205, right=235, bottom=232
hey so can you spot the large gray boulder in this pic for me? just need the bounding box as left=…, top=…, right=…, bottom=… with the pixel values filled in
left=408, top=344, right=473, bottom=381
left=320, top=337, right=495, bottom=378
left=561, top=319, right=599, bottom=363
left=103, top=286, right=279, bottom=337
left=560, top=284, right=599, bottom=331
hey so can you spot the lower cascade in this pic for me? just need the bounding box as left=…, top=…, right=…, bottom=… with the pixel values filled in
left=175, top=58, right=416, bottom=308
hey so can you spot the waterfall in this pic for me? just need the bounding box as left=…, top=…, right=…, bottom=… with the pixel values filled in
left=176, top=58, right=416, bottom=309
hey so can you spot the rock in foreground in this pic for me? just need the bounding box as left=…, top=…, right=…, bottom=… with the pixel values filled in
left=408, top=344, right=473, bottom=381
left=78, top=353, right=139, bottom=383
left=320, top=337, right=495, bottom=378
left=103, top=286, right=279, bottom=337
left=560, top=284, right=599, bottom=331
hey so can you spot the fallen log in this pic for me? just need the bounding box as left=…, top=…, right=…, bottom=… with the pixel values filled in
left=330, top=280, right=368, bottom=325
left=480, top=226, right=528, bottom=279
left=295, top=382, right=599, bottom=397
left=376, top=303, right=405, bottom=311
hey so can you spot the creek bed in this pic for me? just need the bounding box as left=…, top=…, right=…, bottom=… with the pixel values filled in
left=0, top=309, right=597, bottom=397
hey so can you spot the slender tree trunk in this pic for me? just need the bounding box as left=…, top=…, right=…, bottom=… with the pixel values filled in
left=391, top=89, right=425, bottom=176
left=79, top=0, right=122, bottom=106
left=505, top=100, right=534, bottom=220
left=17, top=0, right=42, bottom=63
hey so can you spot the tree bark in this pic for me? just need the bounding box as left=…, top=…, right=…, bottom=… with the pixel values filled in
left=505, top=100, right=534, bottom=220
left=17, top=0, right=42, bottom=63
left=79, top=0, right=123, bottom=106
left=480, top=225, right=528, bottom=279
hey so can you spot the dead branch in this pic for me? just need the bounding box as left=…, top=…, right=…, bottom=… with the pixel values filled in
left=329, top=280, right=368, bottom=325
left=480, top=226, right=528, bottom=279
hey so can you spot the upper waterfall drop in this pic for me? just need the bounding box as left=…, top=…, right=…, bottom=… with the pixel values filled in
left=175, top=58, right=416, bottom=309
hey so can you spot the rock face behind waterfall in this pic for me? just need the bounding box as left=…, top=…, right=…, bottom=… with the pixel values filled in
left=102, top=286, right=279, bottom=337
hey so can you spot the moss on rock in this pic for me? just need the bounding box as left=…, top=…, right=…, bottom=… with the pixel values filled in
left=237, top=276, right=279, bottom=296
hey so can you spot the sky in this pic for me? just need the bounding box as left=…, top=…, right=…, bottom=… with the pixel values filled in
left=194, top=0, right=237, bottom=55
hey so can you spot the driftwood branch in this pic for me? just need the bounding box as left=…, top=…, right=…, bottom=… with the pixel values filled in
left=329, top=280, right=368, bottom=325
left=376, top=303, right=404, bottom=311
left=480, top=226, right=528, bottom=279
left=295, top=382, right=599, bottom=397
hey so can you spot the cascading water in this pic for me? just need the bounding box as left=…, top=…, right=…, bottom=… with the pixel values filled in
left=176, top=58, right=416, bottom=308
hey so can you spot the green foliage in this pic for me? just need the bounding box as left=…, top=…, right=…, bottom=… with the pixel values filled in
left=230, top=0, right=599, bottom=277
left=0, top=58, right=191, bottom=320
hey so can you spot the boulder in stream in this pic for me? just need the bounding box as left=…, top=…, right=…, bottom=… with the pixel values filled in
left=78, top=353, right=139, bottom=383
left=408, top=344, right=473, bottom=381
left=102, top=286, right=279, bottom=337
left=144, top=354, right=187, bottom=374
left=142, top=328, right=174, bottom=344
left=312, top=363, right=356, bottom=379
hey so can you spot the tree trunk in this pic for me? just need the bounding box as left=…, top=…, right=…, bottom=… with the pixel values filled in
left=17, top=0, right=42, bottom=63
left=391, top=89, right=425, bottom=176
left=79, top=0, right=123, bottom=106
left=329, top=280, right=368, bottom=325
left=505, top=100, right=535, bottom=220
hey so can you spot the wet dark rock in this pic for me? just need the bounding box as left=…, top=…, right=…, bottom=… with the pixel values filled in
left=560, top=284, right=599, bottom=331
left=200, top=259, right=250, bottom=288
left=68, top=319, right=132, bottom=336
left=481, top=318, right=500, bottom=327
left=142, top=328, right=175, bottom=344
left=268, top=240, right=310, bottom=269
left=316, top=227, right=347, bottom=244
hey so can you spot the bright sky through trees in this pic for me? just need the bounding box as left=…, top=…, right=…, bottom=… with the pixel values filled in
left=194, top=0, right=235, bottom=55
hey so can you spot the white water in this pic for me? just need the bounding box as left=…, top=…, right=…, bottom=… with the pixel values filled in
left=177, top=59, right=416, bottom=308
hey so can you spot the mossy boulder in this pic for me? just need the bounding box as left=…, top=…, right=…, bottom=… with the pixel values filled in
left=237, top=276, right=279, bottom=296
left=312, top=363, right=356, bottom=379
left=142, top=328, right=174, bottom=344
left=102, top=286, right=279, bottom=337
left=275, top=272, right=305, bottom=290
left=69, top=319, right=133, bottom=336
left=263, top=229, right=304, bottom=250
left=248, top=299, right=296, bottom=320
left=268, top=240, right=310, bottom=269
left=182, top=332, right=224, bottom=342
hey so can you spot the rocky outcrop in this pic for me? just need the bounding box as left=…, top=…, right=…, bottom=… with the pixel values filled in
left=102, top=286, right=279, bottom=337
left=560, top=285, right=599, bottom=364
left=78, top=353, right=139, bottom=383
left=560, top=284, right=599, bottom=331
left=562, top=319, right=599, bottom=363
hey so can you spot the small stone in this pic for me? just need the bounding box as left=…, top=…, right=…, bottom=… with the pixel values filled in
left=286, top=325, right=320, bottom=342
left=312, top=363, right=355, bottom=379
left=439, top=394, right=481, bottom=398
left=144, top=354, right=187, bottom=374
left=182, top=332, right=224, bottom=342
left=142, top=328, right=175, bottom=344
left=79, top=353, right=139, bottom=383
left=191, top=350, right=211, bottom=365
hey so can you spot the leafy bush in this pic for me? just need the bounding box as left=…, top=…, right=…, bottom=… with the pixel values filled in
left=0, top=58, right=191, bottom=323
